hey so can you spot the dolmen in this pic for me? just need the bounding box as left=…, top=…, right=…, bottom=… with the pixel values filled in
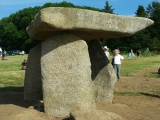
left=24, top=7, right=154, bottom=118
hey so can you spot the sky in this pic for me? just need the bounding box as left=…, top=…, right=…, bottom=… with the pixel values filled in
left=0, top=0, right=160, bottom=20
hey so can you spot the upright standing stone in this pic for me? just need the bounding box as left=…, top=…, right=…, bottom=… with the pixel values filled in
left=41, top=32, right=95, bottom=117
left=24, top=44, right=42, bottom=101
left=88, top=40, right=117, bottom=103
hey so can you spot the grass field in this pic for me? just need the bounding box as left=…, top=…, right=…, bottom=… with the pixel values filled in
left=0, top=55, right=27, bottom=91
left=0, top=54, right=159, bottom=92
left=120, top=55, right=160, bottom=77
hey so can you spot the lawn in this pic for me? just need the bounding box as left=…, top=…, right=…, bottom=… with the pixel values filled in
left=0, top=54, right=159, bottom=92
left=120, top=54, right=160, bottom=77
left=0, top=55, right=28, bottom=91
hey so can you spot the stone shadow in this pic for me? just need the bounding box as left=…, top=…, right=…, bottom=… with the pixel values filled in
left=88, top=39, right=110, bottom=80
left=0, top=86, right=40, bottom=108
left=140, top=92, right=160, bottom=99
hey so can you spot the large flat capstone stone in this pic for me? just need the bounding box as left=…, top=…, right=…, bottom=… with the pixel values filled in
left=26, top=7, right=154, bottom=40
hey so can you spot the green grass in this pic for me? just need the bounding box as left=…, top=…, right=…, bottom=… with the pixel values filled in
left=111, top=54, right=160, bottom=76
left=114, top=91, right=142, bottom=96
left=0, top=54, right=160, bottom=92
left=149, top=73, right=160, bottom=78
left=0, top=55, right=27, bottom=91
left=112, top=54, right=160, bottom=98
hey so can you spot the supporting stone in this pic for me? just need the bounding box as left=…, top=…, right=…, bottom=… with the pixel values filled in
left=88, top=40, right=117, bottom=103
left=41, top=32, right=95, bottom=117
left=24, top=44, right=42, bottom=101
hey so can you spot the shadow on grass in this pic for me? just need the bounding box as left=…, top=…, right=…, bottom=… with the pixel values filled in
left=0, top=86, right=39, bottom=108
left=140, top=92, right=160, bottom=99
left=115, top=91, right=160, bottom=99
left=0, top=86, right=24, bottom=92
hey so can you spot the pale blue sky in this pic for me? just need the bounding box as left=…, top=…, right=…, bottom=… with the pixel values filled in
left=0, top=0, right=159, bottom=19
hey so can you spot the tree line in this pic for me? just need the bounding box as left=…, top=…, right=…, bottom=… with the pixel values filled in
left=102, top=1, right=160, bottom=52
left=0, top=1, right=160, bottom=53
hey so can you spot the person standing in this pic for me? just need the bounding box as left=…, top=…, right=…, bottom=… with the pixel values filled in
left=112, top=49, right=124, bottom=80
left=131, top=49, right=135, bottom=56
left=21, top=50, right=25, bottom=57
left=137, top=50, right=141, bottom=58
left=1, top=50, right=8, bottom=60
left=146, top=47, right=150, bottom=53
left=103, top=46, right=110, bottom=58
left=22, top=59, right=27, bottom=70
left=127, top=52, right=131, bottom=60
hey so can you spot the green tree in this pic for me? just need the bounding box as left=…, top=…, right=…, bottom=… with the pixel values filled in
left=0, top=1, right=100, bottom=53
left=106, top=1, right=160, bottom=51
left=135, top=5, right=147, bottom=17
left=101, top=0, right=114, bottom=13
left=146, top=1, right=160, bottom=49
left=42, top=1, right=75, bottom=8
left=146, top=1, right=160, bottom=18
left=0, top=1, right=160, bottom=53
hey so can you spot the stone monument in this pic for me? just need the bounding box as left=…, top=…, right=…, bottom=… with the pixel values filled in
left=25, top=7, right=154, bottom=117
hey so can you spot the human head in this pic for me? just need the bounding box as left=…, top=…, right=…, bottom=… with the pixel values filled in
left=24, top=59, right=27, bottom=63
left=103, top=46, right=109, bottom=51
left=113, top=49, right=119, bottom=55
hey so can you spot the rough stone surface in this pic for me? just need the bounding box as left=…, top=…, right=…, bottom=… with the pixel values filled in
left=26, top=7, right=154, bottom=40
left=88, top=40, right=117, bottom=103
left=24, top=44, right=42, bottom=101
left=41, top=32, right=95, bottom=117
left=14, top=109, right=46, bottom=120
left=70, top=110, right=122, bottom=120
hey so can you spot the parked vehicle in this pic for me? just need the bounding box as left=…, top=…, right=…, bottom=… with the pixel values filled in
left=7, top=51, right=15, bottom=55
left=13, top=50, right=22, bottom=55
